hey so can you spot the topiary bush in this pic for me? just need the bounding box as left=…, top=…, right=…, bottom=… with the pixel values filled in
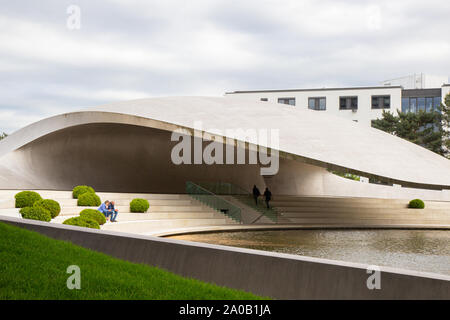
left=72, top=185, right=95, bottom=199
left=408, top=199, right=425, bottom=209
left=77, top=193, right=101, bottom=207
left=15, top=191, right=42, bottom=208
left=33, top=199, right=61, bottom=218
left=19, top=206, right=51, bottom=222
left=130, top=198, right=150, bottom=213
left=63, top=216, right=100, bottom=229
left=80, top=209, right=106, bottom=225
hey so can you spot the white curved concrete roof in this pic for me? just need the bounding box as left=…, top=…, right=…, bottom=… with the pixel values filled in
left=1, top=96, right=450, bottom=188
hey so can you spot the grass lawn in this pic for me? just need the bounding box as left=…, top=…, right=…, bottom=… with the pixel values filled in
left=0, top=222, right=264, bottom=300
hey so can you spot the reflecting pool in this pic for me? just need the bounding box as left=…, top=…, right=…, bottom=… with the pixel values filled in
left=169, top=229, right=450, bottom=275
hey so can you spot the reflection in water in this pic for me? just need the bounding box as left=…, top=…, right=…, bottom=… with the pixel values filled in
left=169, top=230, right=450, bottom=275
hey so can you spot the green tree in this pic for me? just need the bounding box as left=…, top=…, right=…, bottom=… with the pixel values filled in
left=372, top=108, right=444, bottom=156
left=0, top=132, right=7, bottom=141
left=371, top=110, right=397, bottom=134
left=440, top=93, right=450, bottom=157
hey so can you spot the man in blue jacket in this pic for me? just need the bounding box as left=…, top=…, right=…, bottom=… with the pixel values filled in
left=98, top=200, right=112, bottom=221
left=108, top=200, right=119, bottom=222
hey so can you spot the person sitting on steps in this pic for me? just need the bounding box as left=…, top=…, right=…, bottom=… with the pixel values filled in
left=108, top=200, right=119, bottom=222
left=97, top=200, right=112, bottom=222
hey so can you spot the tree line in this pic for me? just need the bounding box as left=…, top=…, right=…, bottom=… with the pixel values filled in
left=371, top=93, right=450, bottom=158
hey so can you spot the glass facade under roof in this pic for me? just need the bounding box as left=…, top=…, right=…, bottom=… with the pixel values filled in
left=401, top=96, right=441, bottom=113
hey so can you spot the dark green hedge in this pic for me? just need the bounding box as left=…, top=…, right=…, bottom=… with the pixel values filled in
left=34, top=199, right=61, bottom=218
left=408, top=199, right=425, bottom=209
left=15, top=191, right=42, bottom=208
left=20, top=206, right=52, bottom=222
left=80, top=209, right=106, bottom=225
left=77, top=193, right=101, bottom=207
left=72, top=185, right=95, bottom=199
left=130, top=198, right=150, bottom=213
left=63, top=216, right=100, bottom=229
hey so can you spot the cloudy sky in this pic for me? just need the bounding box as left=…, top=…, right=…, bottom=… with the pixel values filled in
left=0, top=0, right=449, bottom=133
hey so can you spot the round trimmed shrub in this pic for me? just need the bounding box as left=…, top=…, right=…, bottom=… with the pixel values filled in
left=80, top=209, right=106, bottom=225
left=34, top=199, right=61, bottom=218
left=77, top=193, right=101, bottom=206
left=408, top=199, right=425, bottom=209
left=72, top=185, right=95, bottom=199
left=130, top=198, right=150, bottom=213
left=15, top=191, right=42, bottom=208
left=20, top=206, right=51, bottom=222
left=63, top=216, right=100, bottom=229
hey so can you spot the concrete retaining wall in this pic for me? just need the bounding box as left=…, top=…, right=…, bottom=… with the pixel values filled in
left=1, top=216, right=449, bottom=299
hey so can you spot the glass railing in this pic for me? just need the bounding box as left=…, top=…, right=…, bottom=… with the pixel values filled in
left=196, top=181, right=278, bottom=223
left=186, top=181, right=242, bottom=223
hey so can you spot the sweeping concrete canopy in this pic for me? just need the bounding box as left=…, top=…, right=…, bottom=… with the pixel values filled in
left=1, top=96, right=450, bottom=191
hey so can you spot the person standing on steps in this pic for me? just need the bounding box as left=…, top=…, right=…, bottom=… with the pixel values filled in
left=263, top=187, right=272, bottom=209
left=252, top=185, right=261, bottom=206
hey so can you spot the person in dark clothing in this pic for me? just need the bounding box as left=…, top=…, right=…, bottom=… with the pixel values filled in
left=252, top=185, right=261, bottom=206
left=263, top=187, right=272, bottom=209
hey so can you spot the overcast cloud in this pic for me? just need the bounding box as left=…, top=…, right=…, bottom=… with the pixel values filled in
left=0, top=0, right=449, bottom=133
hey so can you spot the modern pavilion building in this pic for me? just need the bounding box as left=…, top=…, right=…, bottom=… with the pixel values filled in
left=1, top=96, right=450, bottom=201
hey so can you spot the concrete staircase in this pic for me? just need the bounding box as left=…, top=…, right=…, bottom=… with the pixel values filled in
left=0, top=190, right=237, bottom=234
left=2, top=190, right=449, bottom=232
left=271, top=196, right=450, bottom=226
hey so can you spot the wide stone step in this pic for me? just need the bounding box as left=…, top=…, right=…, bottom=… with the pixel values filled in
left=0, top=199, right=14, bottom=209
left=272, top=196, right=409, bottom=202
left=101, top=218, right=233, bottom=233
left=117, top=212, right=227, bottom=221
left=275, top=206, right=450, bottom=214
left=280, top=214, right=450, bottom=223
left=0, top=190, right=194, bottom=201
left=279, top=209, right=450, bottom=218
left=54, top=210, right=228, bottom=222
left=271, top=202, right=409, bottom=209
left=59, top=204, right=211, bottom=214
left=147, top=205, right=211, bottom=212
left=96, top=193, right=190, bottom=200
left=271, top=200, right=450, bottom=210
left=0, top=208, right=20, bottom=218
left=32, top=198, right=196, bottom=207
left=284, top=217, right=450, bottom=225
left=58, top=209, right=220, bottom=216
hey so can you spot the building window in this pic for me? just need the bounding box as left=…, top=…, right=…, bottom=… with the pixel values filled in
left=417, top=97, right=426, bottom=112
left=402, top=97, right=409, bottom=113
left=260, top=98, right=268, bottom=102
left=425, top=97, right=433, bottom=112
left=401, top=96, right=441, bottom=113
left=278, top=97, right=295, bottom=106
left=308, top=97, right=326, bottom=110
left=434, top=97, right=441, bottom=111
left=371, top=95, right=390, bottom=109
left=339, top=96, right=358, bottom=110
left=410, top=98, right=417, bottom=113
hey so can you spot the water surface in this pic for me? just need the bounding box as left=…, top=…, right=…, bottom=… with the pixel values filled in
left=170, top=229, right=450, bottom=275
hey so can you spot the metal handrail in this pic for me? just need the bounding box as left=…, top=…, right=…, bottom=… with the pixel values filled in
left=196, top=181, right=278, bottom=223
left=185, top=181, right=242, bottom=223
